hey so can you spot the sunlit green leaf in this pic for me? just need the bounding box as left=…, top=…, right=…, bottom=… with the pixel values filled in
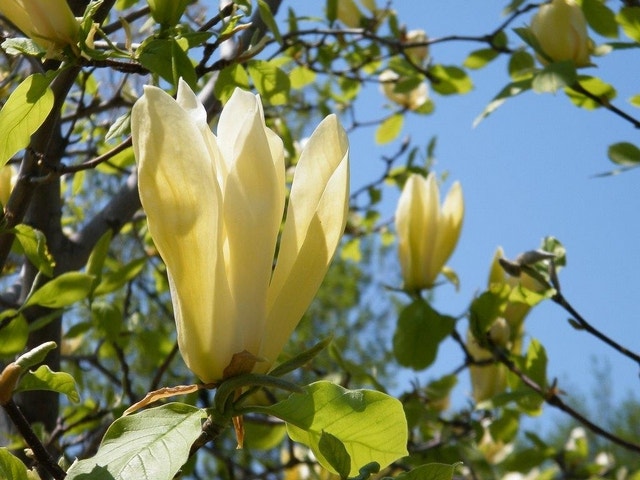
left=243, top=419, right=287, bottom=450
left=269, top=381, right=408, bottom=477
left=289, top=66, right=316, bottom=89
left=464, top=48, right=499, bottom=69
left=429, top=65, right=473, bottom=95
left=24, top=272, right=95, bottom=309
left=393, top=300, right=455, bottom=370
left=15, top=365, right=80, bottom=403
left=13, top=224, right=55, bottom=277
left=375, top=114, right=403, bottom=144
left=565, top=76, right=616, bottom=109
left=137, top=38, right=197, bottom=89
left=247, top=59, right=290, bottom=105
left=0, top=73, right=54, bottom=168
left=66, top=403, right=206, bottom=480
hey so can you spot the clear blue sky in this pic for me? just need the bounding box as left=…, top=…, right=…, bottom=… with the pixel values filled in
left=294, top=1, right=640, bottom=409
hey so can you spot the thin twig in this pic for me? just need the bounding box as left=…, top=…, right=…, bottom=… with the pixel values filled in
left=2, top=399, right=67, bottom=480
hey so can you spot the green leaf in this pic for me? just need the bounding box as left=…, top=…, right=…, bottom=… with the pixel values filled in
left=269, top=381, right=408, bottom=477
left=1, top=38, right=44, bottom=57
left=630, top=94, right=640, bottom=107
left=375, top=114, right=403, bottom=144
left=0, top=314, right=28, bottom=356
left=0, top=448, right=29, bottom=480
left=15, top=365, right=80, bottom=403
left=0, top=73, right=55, bottom=168
left=24, top=272, right=95, bottom=309
left=511, top=339, right=548, bottom=415
left=582, top=0, right=618, bottom=38
left=289, top=66, right=316, bottom=89
left=429, top=65, right=473, bottom=95
left=86, top=230, right=113, bottom=295
left=247, top=59, right=290, bottom=105
left=566, top=76, right=617, bottom=109
left=93, top=257, right=146, bottom=297
left=105, top=112, right=131, bottom=141
left=65, top=403, right=206, bottom=480
left=463, top=48, right=499, bottom=69
left=608, top=142, right=640, bottom=165
left=532, top=61, right=577, bottom=93
left=215, top=64, right=251, bottom=103
left=508, top=50, right=535, bottom=81
left=473, top=79, right=532, bottom=127
left=92, top=302, right=123, bottom=342
left=257, top=0, right=282, bottom=44
left=469, top=286, right=509, bottom=340
left=617, top=7, right=640, bottom=43
left=242, top=419, right=287, bottom=450
left=318, top=431, right=351, bottom=479
left=391, top=462, right=459, bottom=480
left=13, top=224, right=55, bottom=277
left=14, top=341, right=56, bottom=370
left=393, top=300, right=455, bottom=370
left=137, top=38, right=197, bottom=89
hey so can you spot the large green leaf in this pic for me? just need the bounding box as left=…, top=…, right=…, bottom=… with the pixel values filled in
left=375, top=114, right=403, bottom=144
left=24, top=272, right=95, bottom=309
left=66, top=403, right=206, bottom=480
left=269, top=381, right=408, bottom=477
left=0, top=73, right=54, bottom=168
left=247, top=59, right=290, bottom=105
left=0, top=448, right=29, bottom=480
left=393, top=300, right=455, bottom=370
left=617, top=7, right=640, bottom=43
left=429, top=65, right=473, bottom=95
left=15, top=364, right=80, bottom=403
left=532, top=61, right=577, bottom=93
left=582, top=0, right=618, bottom=38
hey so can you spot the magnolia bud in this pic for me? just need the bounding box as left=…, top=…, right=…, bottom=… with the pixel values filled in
left=379, top=70, right=429, bottom=111
left=404, top=29, right=429, bottom=65
left=530, top=0, right=592, bottom=67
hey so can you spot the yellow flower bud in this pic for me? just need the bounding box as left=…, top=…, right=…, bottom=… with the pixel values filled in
left=404, top=29, right=429, bottom=66
left=147, top=0, right=189, bottom=27
left=0, top=0, right=79, bottom=54
left=530, top=0, right=592, bottom=67
left=379, top=69, right=429, bottom=111
left=395, top=173, right=464, bottom=291
left=132, top=80, right=349, bottom=382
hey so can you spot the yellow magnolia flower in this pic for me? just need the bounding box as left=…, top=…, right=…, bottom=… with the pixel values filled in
left=395, top=173, right=463, bottom=291
left=147, top=0, right=189, bottom=26
left=132, top=80, right=349, bottom=383
left=530, top=0, right=592, bottom=67
left=379, top=69, right=429, bottom=111
left=0, top=0, right=79, bottom=54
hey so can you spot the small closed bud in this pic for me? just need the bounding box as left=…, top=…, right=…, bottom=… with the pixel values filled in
left=379, top=69, right=429, bottom=111
left=488, top=317, right=511, bottom=348
left=530, top=0, right=592, bottom=67
left=404, top=29, right=429, bottom=65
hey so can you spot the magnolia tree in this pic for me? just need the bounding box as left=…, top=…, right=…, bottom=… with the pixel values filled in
left=0, top=0, right=639, bottom=479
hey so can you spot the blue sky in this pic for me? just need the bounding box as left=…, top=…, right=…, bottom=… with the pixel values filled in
left=292, top=1, right=640, bottom=409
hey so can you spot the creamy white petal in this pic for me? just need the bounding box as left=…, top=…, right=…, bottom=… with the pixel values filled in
left=262, top=114, right=349, bottom=369
left=133, top=85, right=231, bottom=382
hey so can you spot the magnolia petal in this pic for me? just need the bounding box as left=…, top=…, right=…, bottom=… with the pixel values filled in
left=262, top=114, right=349, bottom=369
left=132, top=85, right=230, bottom=383
left=395, top=174, right=422, bottom=289
left=431, top=180, right=464, bottom=282
left=219, top=89, right=286, bottom=357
